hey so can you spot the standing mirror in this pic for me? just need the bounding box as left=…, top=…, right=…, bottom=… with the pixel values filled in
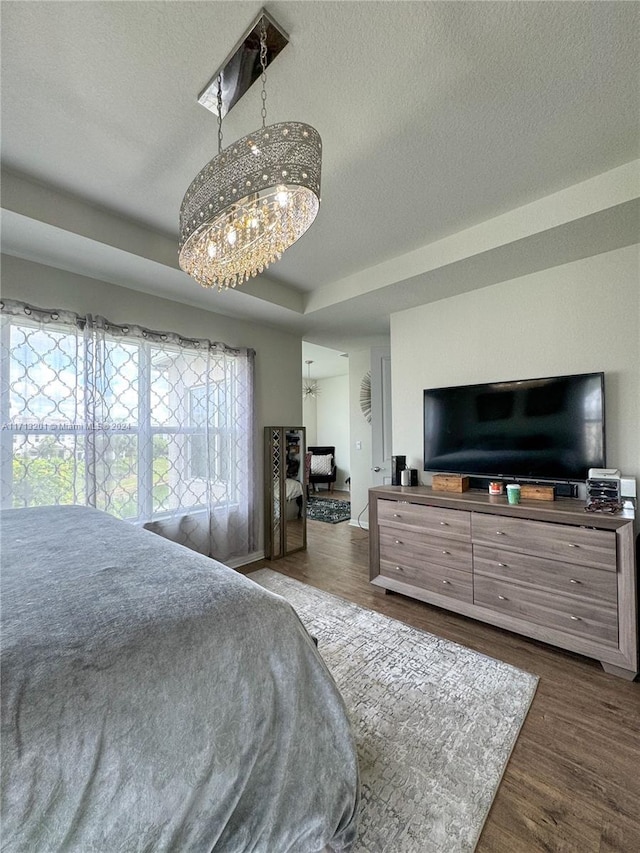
left=264, top=426, right=307, bottom=559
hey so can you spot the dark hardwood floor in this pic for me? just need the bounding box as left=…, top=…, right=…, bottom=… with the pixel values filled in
left=238, top=511, right=640, bottom=853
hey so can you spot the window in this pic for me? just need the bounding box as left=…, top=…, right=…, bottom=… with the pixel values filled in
left=2, top=319, right=86, bottom=509
left=1, top=302, right=255, bottom=560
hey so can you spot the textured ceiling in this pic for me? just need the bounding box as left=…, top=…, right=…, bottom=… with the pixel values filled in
left=1, top=1, right=639, bottom=348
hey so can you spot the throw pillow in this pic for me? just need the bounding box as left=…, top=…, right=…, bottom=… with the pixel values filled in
left=310, top=454, right=333, bottom=476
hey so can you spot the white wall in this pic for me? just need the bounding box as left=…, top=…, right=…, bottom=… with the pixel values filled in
left=315, top=374, right=350, bottom=491
left=302, top=393, right=317, bottom=446
left=1, top=254, right=304, bottom=555
left=391, top=245, right=640, bottom=494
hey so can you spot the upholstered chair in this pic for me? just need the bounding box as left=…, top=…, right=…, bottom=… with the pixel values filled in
left=307, top=446, right=337, bottom=492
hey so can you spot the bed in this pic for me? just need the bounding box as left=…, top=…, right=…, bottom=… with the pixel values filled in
left=0, top=505, right=359, bottom=852
left=285, top=476, right=304, bottom=520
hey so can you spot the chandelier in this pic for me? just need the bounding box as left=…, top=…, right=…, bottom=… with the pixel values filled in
left=179, top=10, right=322, bottom=292
left=303, top=359, right=319, bottom=399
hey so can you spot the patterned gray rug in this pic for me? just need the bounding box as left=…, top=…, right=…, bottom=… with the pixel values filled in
left=249, top=569, right=538, bottom=853
left=306, top=496, right=351, bottom=524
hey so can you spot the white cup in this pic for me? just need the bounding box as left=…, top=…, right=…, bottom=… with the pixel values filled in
left=400, top=469, right=411, bottom=486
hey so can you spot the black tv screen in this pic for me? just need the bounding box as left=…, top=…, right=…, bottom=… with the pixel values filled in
left=423, top=372, right=605, bottom=482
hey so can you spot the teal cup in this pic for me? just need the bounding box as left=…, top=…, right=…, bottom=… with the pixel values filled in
left=506, top=484, right=521, bottom=505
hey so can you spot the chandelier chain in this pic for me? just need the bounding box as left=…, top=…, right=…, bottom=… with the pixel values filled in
left=259, top=20, right=268, bottom=128
left=216, top=76, right=223, bottom=154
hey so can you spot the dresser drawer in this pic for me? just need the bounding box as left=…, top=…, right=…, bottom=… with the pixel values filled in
left=378, top=500, right=470, bottom=540
left=473, top=545, right=618, bottom=606
left=380, top=559, right=473, bottom=603
left=380, top=526, right=472, bottom=572
left=473, top=574, right=618, bottom=645
left=472, top=513, right=616, bottom=571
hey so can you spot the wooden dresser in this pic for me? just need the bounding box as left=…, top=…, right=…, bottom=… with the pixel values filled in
left=369, top=486, right=638, bottom=679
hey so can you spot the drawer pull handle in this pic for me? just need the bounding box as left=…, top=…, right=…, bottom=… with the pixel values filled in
left=442, top=579, right=451, bottom=585
left=395, top=566, right=403, bottom=572
left=440, top=521, right=448, bottom=526
left=395, top=539, right=402, bottom=545
left=442, top=550, right=450, bottom=555
left=568, top=543, right=579, bottom=548
left=496, top=531, right=504, bottom=535
left=570, top=615, right=581, bottom=621
left=569, top=578, right=581, bottom=584
left=498, top=562, right=508, bottom=568
left=393, top=513, right=401, bottom=518
left=498, top=595, right=507, bottom=601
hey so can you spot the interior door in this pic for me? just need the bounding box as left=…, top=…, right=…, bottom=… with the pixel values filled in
left=370, top=347, right=392, bottom=486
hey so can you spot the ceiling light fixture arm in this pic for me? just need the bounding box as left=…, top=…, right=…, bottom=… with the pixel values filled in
left=217, top=76, right=223, bottom=155
left=260, top=18, right=268, bottom=128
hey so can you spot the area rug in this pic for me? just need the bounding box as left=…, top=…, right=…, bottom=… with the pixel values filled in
left=306, top=495, right=351, bottom=524
left=249, top=569, right=538, bottom=853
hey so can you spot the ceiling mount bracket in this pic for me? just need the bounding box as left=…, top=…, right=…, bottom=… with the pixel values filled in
left=198, top=9, right=289, bottom=119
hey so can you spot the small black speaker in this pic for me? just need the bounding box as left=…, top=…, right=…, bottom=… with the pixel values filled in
left=410, top=469, right=419, bottom=486
left=391, top=455, right=406, bottom=486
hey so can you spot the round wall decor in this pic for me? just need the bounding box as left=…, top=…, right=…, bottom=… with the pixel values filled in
left=360, top=371, right=372, bottom=424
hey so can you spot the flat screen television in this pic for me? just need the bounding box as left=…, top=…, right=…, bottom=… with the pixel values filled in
left=423, top=372, right=605, bottom=482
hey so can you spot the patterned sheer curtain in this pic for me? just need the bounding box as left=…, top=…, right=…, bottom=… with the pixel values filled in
left=0, top=299, right=256, bottom=563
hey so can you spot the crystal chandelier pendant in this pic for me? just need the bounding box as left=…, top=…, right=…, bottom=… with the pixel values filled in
left=179, top=11, right=322, bottom=292
left=179, top=122, right=321, bottom=291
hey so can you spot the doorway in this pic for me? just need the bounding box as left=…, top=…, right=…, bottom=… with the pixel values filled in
left=302, top=342, right=350, bottom=497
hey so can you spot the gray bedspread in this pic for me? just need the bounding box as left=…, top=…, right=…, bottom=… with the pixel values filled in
left=0, top=506, right=359, bottom=852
